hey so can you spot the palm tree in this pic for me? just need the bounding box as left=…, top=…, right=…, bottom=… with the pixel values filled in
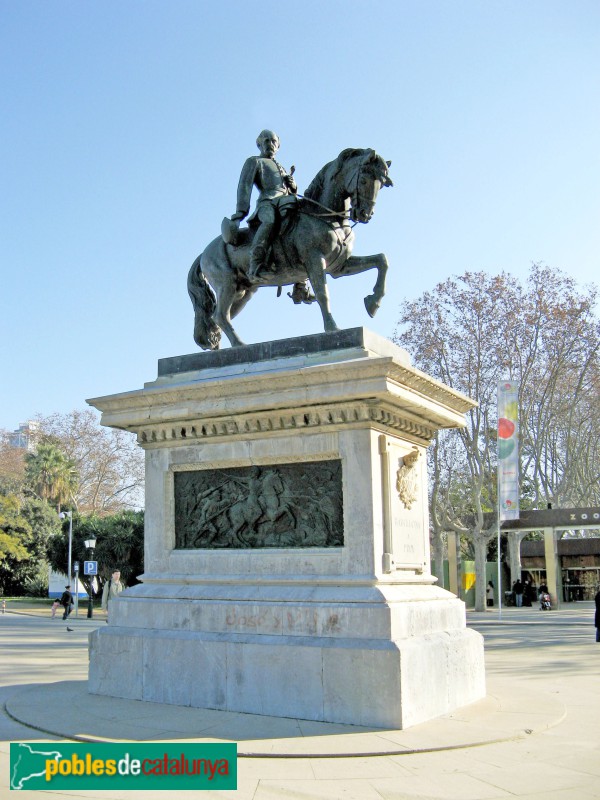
left=25, top=441, right=79, bottom=512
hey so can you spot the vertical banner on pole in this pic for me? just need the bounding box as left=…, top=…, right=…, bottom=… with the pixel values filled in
left=497, top=381, right=520, bottom=521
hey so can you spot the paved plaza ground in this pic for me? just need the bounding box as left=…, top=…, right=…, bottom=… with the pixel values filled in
left=0, top=602, right=598, bottom=799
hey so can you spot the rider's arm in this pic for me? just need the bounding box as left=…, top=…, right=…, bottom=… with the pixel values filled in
left=234, top=156, right=258, bottom=220
left=284, top=167, right=297, bottom=194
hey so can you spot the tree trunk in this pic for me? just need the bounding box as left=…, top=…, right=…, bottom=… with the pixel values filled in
left=473, top=533, right=488, bottom=612
left=430, top=528, right=445, bottom=587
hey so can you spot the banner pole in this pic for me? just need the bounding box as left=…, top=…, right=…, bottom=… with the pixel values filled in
left=497, top=383, right=502, bottom=621
left=497, top=511, right=502, bottom=621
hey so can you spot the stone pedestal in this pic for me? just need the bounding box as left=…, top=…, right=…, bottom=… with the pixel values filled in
left=87, top=328, right=485, bottom=729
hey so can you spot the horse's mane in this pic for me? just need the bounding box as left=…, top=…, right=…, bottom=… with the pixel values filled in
left=304, top=148, right=367, bottom=201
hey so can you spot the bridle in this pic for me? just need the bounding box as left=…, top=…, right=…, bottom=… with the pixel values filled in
left=298, top=154, right=383, bottom=227
left=348, top=159, right=371, bottom=222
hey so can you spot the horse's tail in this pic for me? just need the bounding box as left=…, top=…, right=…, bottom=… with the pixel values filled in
left=187, top=254, right=222, bottom=350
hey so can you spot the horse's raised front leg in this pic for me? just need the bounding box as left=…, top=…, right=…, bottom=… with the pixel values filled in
left=306, top=256, right=338, bottom=333
left=337, top=253, right=389, bottom=318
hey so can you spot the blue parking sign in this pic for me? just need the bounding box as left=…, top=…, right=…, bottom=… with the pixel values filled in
left=83, top=561, right=98, bottom=576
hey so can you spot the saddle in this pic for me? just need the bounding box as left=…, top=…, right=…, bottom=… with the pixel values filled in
left=220, top=209, right=297, bottom=249
left=220, top=210, right=316, bottom=303
left=221, top=210, right=300, bottom=276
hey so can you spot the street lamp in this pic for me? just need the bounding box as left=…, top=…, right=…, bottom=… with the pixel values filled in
left=84, top=537, right=97, bottom=618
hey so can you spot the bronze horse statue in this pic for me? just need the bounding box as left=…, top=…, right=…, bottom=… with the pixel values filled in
left=188, top=148, right=393, bottom=349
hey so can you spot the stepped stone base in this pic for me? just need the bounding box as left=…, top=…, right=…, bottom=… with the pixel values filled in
left=89, top=584, right=483, bottom=728
left=87, top=328, right=485, bottom=729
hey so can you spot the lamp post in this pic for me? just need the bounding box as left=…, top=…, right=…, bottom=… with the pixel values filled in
left=84, top=537, right=97, bottom=618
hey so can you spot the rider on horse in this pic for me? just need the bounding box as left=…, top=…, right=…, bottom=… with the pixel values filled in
left=230, top=130, right=298, bottom=283
left=191, top=144, right=392, bottom=350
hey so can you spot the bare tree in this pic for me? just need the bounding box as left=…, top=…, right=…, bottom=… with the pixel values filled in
left=0, top=431, right=26, bottom=495
left=395, top=265, right=600, bottom=611
left=36, top=410, right=144, bottom=515
left=517, top=266, right=600, bottom=509
left=396, top=271, right=513, bottom=609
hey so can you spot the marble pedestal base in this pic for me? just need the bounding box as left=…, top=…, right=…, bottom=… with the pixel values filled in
left=87, top=328, right=485, bottom=729
left=89, top=584, right=483, bottom=729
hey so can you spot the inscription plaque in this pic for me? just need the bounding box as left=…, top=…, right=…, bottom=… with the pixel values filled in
left=174, top=460, right=343, bottom=549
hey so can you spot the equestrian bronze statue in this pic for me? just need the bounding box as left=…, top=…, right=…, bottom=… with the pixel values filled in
left=188, top=133, right=393, bottom=349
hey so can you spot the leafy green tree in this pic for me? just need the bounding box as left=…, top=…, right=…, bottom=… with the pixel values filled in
left=47, top=511, right=144, bottom=598
left=24, top=441, right=79, bottom=512
left=0, top=494, right=60, bottom=596
left=0, top=494, right=31, bottom=594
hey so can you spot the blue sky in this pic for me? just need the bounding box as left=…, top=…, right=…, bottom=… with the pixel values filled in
left=1, top=1, right=599, bottom=431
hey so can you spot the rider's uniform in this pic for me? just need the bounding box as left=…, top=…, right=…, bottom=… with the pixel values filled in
left=235, top=156, right=297, bottom=278
left=236, top=156, right=297, bottom=223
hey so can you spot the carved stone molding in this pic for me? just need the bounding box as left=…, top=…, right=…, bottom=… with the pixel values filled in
left=137, top=400, right=436, bottom=448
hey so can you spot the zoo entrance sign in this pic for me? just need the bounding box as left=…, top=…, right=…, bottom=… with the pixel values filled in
left=493, top=507, right=600, bottom=531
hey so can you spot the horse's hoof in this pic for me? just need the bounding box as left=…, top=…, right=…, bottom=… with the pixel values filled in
left=364, top=295, right=380, bottom=318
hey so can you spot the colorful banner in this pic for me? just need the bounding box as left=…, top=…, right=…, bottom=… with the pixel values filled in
left=497, top=380, right=519, bottom=521
left=10, top=742, right=237, bottom=791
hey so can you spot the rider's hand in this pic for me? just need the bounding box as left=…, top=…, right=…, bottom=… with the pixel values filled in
left=285, top=176, right=297, bottom=194
left=231, top=212, right=245, bottom=222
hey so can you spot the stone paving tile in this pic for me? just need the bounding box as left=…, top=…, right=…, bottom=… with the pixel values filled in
left=238, top=757, right=316, bottom=780
left=252, top=777, right=386, bottom=799
left=461, top=760, right=596, bottom=796
left=462, top=744, right=540, bottom=770
left=308, top=754, right=412, bottom=780
left=550, top=750, right=600, bottom=777
left=510, top=791, right=600, bottom=800
left=200, top=713, right=303, bottom=744
left=244, top=732, right=411, bottom=756
left=388, top=749, right=494, bottom=775
left=370, top=772, right=513, bottom=799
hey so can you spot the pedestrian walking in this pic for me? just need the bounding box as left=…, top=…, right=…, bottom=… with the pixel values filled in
left=60, top=585, right=74, bottom=621
left=595, top=586, right=600, bottom=643
left=486, top=581, right=494, bottom=607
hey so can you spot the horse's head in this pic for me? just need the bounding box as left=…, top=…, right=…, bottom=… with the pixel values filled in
left=304, top=147, right=393, bottom=221
left=347, top=149, right=393, bottom=224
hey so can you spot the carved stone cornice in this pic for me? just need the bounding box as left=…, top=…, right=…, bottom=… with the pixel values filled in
left=136, top=398, right=436, bottom=448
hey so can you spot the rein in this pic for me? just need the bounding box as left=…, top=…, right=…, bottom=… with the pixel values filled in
left=296, top=197, right=358, bottom=235
left=297, top=194, right=349, bottom=219
left=297, top=154, right=370, bottom=227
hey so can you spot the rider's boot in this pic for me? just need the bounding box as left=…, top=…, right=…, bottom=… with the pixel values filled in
left=247, top=224, right=272, bottom=283
left=247, top=245, right=267, bottom=283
